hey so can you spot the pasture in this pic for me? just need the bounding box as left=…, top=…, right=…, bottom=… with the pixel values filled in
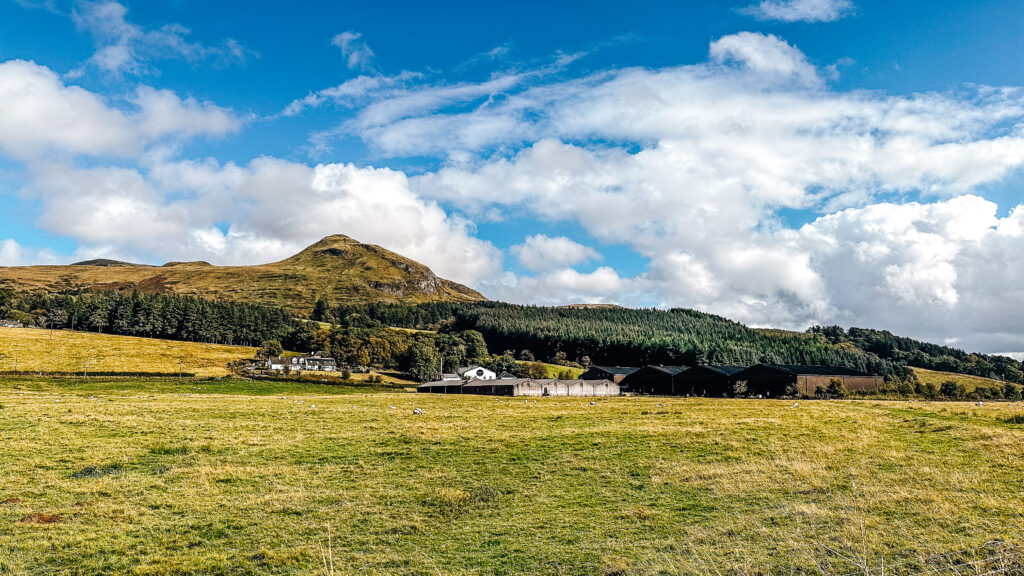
left=0, top=327, right=256, bottom=377
left=1, top=376, right=1023, bottom=575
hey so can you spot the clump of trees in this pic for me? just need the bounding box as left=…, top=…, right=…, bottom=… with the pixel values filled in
left=808, top=325, right=1024, bottom=384
left=0, top=289, right=294, bottom=346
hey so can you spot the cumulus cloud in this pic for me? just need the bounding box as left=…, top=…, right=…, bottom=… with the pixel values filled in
left=332, top=31, right=376, bottom=72
left=0, top=60, right=239, bottom=159
left=708, top=32, right=821, bottom=86
left=71, top=0, right=254, bottom=76
left=21, top=157, right=501, bottom=286
left=0, top=239, right=59, bottom=266
left=385, top=33, right=1024, bottom=351
left=741, top=0, right=854, bottom=23
left=511, top=234, right=600, bottom=272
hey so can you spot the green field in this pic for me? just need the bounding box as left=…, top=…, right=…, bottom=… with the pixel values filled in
left=2, top=376, right=1023, bottom=575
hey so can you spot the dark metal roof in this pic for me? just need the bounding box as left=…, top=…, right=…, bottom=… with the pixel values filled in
left=687, top=365, right=746, bottom=376
left=639, top=365, right=688, bottom=376
left=753, top=364, right=872, bottom=376
left=589, top=366, right=640, bottom=375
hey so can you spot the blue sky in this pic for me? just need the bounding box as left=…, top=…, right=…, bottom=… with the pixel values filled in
left=1, top=0, right=1023, bottom=354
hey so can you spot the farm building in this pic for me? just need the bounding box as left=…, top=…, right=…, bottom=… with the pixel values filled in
left=417, top=380, right=465, bottom=394
left=0, top=320, right=23, bottom=328
left=266, top=352, right=337, bottom=372
left=457, top=365, right=496, bottom=380
left=679, top=365, right=746, bottom=397
left=620, top=365, right=689, bottom=395
left=732, top=364, right=883, bottom=397
left=578, top=365, right=639, bottom=383
left=424, top=378, right=619, bottom=397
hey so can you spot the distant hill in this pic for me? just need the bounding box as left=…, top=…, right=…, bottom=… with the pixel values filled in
left=0, top=235, right=485, bottom=315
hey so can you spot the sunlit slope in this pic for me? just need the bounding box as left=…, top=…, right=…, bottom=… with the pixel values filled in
left=0, top=327, right=255, bottom=376
left=0, top=235, right=485, bottom=315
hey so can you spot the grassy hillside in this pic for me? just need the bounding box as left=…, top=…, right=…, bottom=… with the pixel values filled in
left=0, top=235, right=484, bottom=315
left=516, top=361, right=585, bottom=378
left=913, top=367, right=1011, bottom=394
left=0, top=327, right=255, bottom=377
left=2, top=377, right=1023, bottom=574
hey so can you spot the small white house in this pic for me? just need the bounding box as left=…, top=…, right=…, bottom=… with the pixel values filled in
left=457, top=365, right=496, bottom=381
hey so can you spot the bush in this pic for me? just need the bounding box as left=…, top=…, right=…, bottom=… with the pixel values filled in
left=815, top=385, right=827, bottom=398
left=1004, top=383, right=1022, bottom=402
left=940, top=380, right=966, bottom=399
left=341, top=369, right=352, bottom=380
left=895, top=379, right=916, bottom=396
left=919, top=381, right=940, bottom=399
left=826, top=378, right=848, bottom=398
left=784, top=383, right=800, bottom=397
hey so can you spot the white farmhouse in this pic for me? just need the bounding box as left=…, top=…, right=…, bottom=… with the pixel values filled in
left=457, top=365, right=496, bottom=381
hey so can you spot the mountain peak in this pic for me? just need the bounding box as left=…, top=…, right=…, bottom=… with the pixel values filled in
left=0, top=233, right=485, bottom=313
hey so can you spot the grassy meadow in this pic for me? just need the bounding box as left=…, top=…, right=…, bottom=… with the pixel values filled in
left=2, top=376, right=1023, bottom=575
left=0, top=327, right=256, bottom=377
left=912, top=367, right=1013, bottom=394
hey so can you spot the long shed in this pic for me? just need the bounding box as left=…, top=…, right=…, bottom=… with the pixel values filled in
left=578, top=366, right=640, bottom=384
left=459, top=378, right=619, bottom=397
left=619, top=365, right=689, bottom=395
left=679, top=365, right=746, bottom=397
left=732, top=364, right=883, bottom=397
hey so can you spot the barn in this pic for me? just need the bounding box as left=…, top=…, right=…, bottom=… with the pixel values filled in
left=456, top=378, right=620, bottom=397
left=578, top=366, right=640, bottom=383
left=732, top=364, right=883, bottom=397
left=678, top=365, right=746, bottom=397
left=417, top=381, right=465, bottom=394
left=620, top=365, right=689, bottom=395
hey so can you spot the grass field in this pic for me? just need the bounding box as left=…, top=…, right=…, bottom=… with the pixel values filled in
left=912, top=367, right=1011, bottom=393
left=0, top=327, right=255, bottom=377
left=2, top=377, right=1023, bottom=575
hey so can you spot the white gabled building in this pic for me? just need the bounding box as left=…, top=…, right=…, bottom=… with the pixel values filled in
left=457, top=365, right=496, bottom=381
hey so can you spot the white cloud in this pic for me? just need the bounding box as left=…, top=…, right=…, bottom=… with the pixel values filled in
left=481, top=267, right=637, bottom=306
left=708, top=32, right=821, bottom=86
left=71, top=0, right=254, bottom=76
left=21, top=157, right=502, bottom=286
left=281, top=71, right=422, bottom=117
left=332, top=31, right=375, bottom=72
left=130, top=86, right=239, bottom=140
left=0, top=60, right=239, bottom=159
left=511, top=234, right=600, bottom=272
left=0, top=59, right=138, bottom=158
left=741, top=0, right=854, bottom=23
left=0, top=239, right=59, bottom=266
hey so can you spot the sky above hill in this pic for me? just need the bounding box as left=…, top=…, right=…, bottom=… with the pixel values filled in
left=1, top=0, right=1023, bottom=356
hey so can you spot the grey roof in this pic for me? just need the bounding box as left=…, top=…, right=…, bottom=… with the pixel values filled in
left=588, top=366, right=640, bottom=375
left=418, top=381, right=464, bottom=389
left=639, top=365, right=689, bottom=376
left=751, top=364, right=872, bottom=376
left=688, top=365, right=746, bottom=376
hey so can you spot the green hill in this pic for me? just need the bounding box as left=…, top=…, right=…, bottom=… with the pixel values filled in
left=0, top=235, right=484, bottom=314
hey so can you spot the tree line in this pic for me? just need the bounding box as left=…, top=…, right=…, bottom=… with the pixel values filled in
left=0, top=289, right=294, bottom=347
left=328, top=301, right=1024, bottom=384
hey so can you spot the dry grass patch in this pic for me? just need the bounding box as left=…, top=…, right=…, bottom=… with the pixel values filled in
left=0, top=327, right=255, bottom=376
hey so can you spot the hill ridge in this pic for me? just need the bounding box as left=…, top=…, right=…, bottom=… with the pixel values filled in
left=0, top=235, right=485, bottom=314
